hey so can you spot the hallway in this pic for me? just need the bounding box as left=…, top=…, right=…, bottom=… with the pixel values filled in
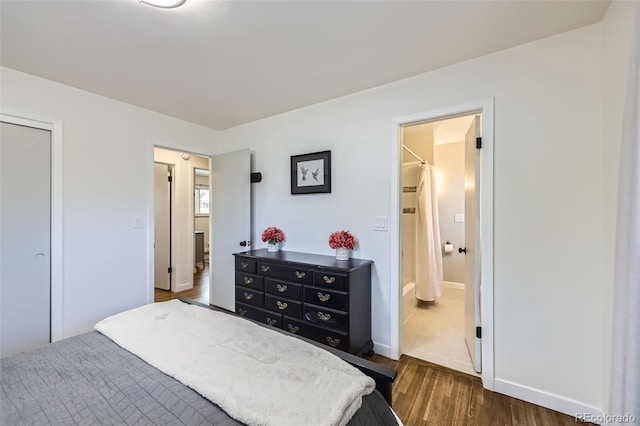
left=154, top=265, right=209, bottom=305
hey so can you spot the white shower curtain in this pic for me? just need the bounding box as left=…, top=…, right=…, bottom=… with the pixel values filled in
left=415, top=164, right=443, bottom=301
left=610, top=4, right=640, bottom=422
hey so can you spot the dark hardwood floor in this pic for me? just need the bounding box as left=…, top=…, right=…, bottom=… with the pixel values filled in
left=366, top=353, right=588, bottom=426
left=154, top=269, right=585, bottom=425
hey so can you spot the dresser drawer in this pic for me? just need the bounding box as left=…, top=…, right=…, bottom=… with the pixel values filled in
left=235, top=257, right=256, bottom=273
left=312, top=271, right=348, bottom=291
left=264, top=278, right=302, bottom=300
left=235, top=286, right=264, bottom=307
left=236, top=302, right=282, bottom=328
left=235, top=272, right=264, bottom=291
left=265, top=294, right=302, bottom=318
left=303, top=286, right=348, bottom=311
left=284, top=317, right=349, bottom=351
left=304, top=305, right=348, bottom=332
left=257, top=262, right=312, bottom=284
left=232, top=249, right=372, bottom=355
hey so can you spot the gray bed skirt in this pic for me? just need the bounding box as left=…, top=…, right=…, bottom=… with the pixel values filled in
left=1, top=331, right=397, bottom=425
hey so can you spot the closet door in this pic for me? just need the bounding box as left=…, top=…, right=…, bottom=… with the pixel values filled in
left=0, top=122, right=51, bottom=357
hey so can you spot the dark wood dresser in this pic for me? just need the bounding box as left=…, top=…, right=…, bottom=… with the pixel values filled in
left=233, top=249, right=373, bottom=356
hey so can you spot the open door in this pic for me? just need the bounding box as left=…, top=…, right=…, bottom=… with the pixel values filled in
left=464, top=115, right=482, bottom=373
left=210, top=149, right=251, bottom=311
left=154, top=163, right=171, bottom=290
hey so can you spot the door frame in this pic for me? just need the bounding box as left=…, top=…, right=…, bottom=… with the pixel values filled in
left=390, top=98, right=495, bottom=389
left=1, top=108, right=64, bottom=342
left=146, top=140, right=210, bottom=303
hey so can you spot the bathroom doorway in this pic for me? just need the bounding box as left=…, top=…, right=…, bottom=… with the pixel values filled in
left=400, top=113, right=480, bottom=376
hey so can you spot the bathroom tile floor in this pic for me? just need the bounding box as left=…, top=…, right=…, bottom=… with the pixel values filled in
left=403, top=286, right=478, bottom=376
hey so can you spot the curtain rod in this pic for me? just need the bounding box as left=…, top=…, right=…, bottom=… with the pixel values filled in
left=402, top=145, right=426, bottom=164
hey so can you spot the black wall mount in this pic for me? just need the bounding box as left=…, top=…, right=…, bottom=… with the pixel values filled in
left=250, top=172, right=262, bottom=183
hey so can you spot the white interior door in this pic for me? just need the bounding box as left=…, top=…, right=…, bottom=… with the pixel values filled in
left=210, top=149, right=251, bottom=311
left=154, top=163, right=171, bottom=290
left=0, top=122, right=51, bottom=357
left=464, top=115, right=482, bottom=373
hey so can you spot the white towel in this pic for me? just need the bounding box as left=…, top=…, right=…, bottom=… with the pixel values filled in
left=95, top=300, right=375, bottom=426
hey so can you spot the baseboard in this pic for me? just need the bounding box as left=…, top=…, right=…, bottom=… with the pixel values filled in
left=175, top=281, right=192, bottom=292
left=444, top=281, right=465, bottom=290
left=493, top=378, right=604, bottom=422
left=373, top=342, right=393, bottom=359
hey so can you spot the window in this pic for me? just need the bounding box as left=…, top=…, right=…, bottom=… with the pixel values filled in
left=195, top=187, right=209, bottom=215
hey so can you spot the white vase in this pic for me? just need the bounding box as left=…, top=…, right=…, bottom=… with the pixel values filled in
left=267, top=242, right=280, bottom=252
left=336, top=247, right=349, bottom=260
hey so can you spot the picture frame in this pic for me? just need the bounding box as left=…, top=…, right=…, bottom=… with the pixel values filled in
left=290, top=150, right=331, bottom=194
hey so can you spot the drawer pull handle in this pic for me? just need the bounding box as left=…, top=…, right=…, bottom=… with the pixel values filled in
left=288, top=324, right=300, bottom=334
left=323, top=276, right=336, bottom=284
left=243, top=292, right=254, bottom=300
left=317, top=311, right=331, bottom=321
left=238, top=308, right=247, bottom=316
left=326, top=337, right=341, bottom=347
left=261, top=265, right=270, bottom=272
left=266, top=318, right=277, bottom=326
left=295, top=271, right=306, bottom=279
left=276, top=284, right=288, bottom=293
left=240, top=262, right=249, bottom=268
left=243, top=277, right=253, bottom=285
left=276, top=301, right=288, bottom=310
left=317, top=292, right=331, bottom=302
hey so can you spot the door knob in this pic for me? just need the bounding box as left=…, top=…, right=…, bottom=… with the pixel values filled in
left=459, top=247, right=467, bottom=254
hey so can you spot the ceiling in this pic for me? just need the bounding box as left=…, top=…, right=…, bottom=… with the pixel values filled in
left=0, top=0, right=610, bottom=130
left=404, top=115, right=475, bottom=145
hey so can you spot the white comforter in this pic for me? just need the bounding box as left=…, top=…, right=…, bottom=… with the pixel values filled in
left=95, top=299, right=375, bottom=426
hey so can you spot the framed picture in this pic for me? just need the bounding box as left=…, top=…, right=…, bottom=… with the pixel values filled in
left=291, top=150, right=331, bottom=194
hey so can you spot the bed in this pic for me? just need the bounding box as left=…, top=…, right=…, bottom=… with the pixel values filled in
left=1, top=298, right=398, bottom=426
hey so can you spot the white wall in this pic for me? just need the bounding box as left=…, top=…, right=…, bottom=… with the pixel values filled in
left=434, top=142, right=465, bottom=284
left=402, top=125, right=433, bottom=164
left=600, top=0, right=638, bottom=414
left=214, top=24, right=606, bottom=413
left=0, top=67, right=221, bottom=338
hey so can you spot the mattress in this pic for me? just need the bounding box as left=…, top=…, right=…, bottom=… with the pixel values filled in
left=0, top=331, right=398, bottom=425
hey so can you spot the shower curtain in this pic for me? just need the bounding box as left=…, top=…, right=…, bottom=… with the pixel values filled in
left=415, top=164, right=443, bottom=301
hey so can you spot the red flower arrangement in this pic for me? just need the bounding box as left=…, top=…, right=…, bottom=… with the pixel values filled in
left=328, top=230, right=356, bottom=249
left=261, top=227, right=286, bottom=244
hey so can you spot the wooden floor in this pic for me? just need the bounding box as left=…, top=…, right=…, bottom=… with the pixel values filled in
left=366, top=353, right=587, bottom=426
left=154, top=265, right=209, bottom=303
left=155, top=269, right=584, bottom=425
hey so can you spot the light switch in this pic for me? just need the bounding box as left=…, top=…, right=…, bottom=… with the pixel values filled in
left=454, top=213, right=465, bottom=223
left=374, top=216, right=388, bottom=231
left=134, top=216, right=144, bottom=229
